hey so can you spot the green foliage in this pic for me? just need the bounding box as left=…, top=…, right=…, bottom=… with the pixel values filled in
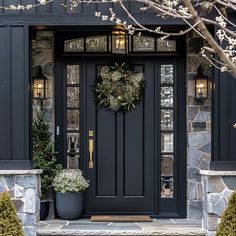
left=32, top=102, right=62, bottom=199
left=216, top=190, right=236, bottom=236
left=0, top=191, right=25, bottom=236
left=95, top=63, right=145, bottom=112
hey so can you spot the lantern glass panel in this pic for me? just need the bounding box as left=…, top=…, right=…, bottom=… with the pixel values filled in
left=33, top=79, right=47, bottom=98
left=196, top=79, right=207, bottom=98
left=112, top=34, right=126, bottom=54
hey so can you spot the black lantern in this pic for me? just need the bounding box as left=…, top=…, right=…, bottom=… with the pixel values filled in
left=194, top=65, right=208, bottom=102
left=32, top=65, right=47, bottom=99
left=112, top=24, right=127, bottom=54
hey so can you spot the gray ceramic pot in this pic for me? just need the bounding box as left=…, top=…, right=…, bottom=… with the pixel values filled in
left=56, top=192, right=83, bottom=220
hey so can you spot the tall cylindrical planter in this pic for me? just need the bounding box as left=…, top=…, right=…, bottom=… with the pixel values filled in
left=55, top=192, right=83, bottom=220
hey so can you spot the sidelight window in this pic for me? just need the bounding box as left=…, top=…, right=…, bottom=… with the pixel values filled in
left=66, top=65, right=80, bottom=168
left=160, top=64, right=175, bottom=198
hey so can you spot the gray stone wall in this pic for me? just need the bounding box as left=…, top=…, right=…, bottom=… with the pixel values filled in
left=0, top=170, right=42, bottom=236
left=201, top=171, right=236, bottom=236
left=32, top=31, right=54, bottom=133
left=186, top=31, right=212, bottom=219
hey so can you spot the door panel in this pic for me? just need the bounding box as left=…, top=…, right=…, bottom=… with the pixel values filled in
left=85, top=58, right=155, bottom=213
left=57, top=55, right=186, bottom=217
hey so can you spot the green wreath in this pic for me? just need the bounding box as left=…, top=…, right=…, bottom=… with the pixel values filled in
left=95, top=63, right=145, bottom=112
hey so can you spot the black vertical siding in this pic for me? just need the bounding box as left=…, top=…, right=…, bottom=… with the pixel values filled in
left=0, top=26, right=29, bottom=160
left=0, top=27, right=11, bottom=160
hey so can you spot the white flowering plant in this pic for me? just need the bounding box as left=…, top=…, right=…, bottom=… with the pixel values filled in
left=95, top=63, right=144, bottom=112
left=53, top=169, right=89, bottom=193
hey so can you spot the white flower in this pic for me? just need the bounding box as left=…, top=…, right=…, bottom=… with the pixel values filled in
left=53, top=169, right=89, bottom=193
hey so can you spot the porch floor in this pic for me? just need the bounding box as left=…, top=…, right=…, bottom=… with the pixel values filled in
left=37, top=218, right=205, bottom=236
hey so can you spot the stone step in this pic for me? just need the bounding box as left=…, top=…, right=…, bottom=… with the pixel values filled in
left=37, top=219, right=205, bottom=236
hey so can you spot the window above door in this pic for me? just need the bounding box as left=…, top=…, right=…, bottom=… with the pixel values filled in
left=64, top=35, right=176, bottom=53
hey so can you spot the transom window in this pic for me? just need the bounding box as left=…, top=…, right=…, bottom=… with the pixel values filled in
left=64, top=35, right=176, bottom=53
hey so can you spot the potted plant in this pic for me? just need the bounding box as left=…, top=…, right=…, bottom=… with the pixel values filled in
left=53, top=169, right=89, bottom=220
left=32, top=102, right=62, bottom=220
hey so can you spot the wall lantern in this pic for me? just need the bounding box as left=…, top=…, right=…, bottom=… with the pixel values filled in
left=112, top=24, right=127, bottom=54
left=194, top=65, right=208, bottom=102
left=32, top=65, right=47, bottom=99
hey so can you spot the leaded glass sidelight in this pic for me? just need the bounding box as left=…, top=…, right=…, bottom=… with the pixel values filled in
left=66, top=65, right=80, bottom=169
left=160, top=63, right=175, bottom=198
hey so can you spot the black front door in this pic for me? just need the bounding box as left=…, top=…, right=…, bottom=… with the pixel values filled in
left=85, top=58, right=155, bottom=214
left=56, top=55, right=186, bottom=217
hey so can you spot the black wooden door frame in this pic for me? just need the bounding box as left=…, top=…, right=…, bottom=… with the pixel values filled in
left=54, top=52, right=186, bottom=218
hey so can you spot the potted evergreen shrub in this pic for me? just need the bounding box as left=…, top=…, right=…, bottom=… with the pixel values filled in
left=0, top=191, right=25, bottom=236
left=32, top=103, right=62, bottom=220
left=53, top=169, right=89, bottom=220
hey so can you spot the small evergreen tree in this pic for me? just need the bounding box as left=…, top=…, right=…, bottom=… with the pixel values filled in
left=0, top=191, right=25, bottom=236
left=32, top=102, right=62, bottom=199
left=216, top=190, right=236, bottom=236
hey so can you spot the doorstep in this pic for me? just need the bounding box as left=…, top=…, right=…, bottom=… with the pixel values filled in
left=37, top=218, right=205, bottom=236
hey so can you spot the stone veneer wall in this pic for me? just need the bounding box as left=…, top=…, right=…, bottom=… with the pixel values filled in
left=186, top=31, right=212, bottom=219
left=0, top=170, right=42, bottom=236
left=201, top=170, right=236, bottom=236
left=32, top=31, right=54, bottom=133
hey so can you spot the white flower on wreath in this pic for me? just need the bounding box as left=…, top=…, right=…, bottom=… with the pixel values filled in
left=95, top=63, right=145, bottom=112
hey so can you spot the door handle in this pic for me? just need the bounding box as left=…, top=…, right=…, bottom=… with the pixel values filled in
left=89, top=139, right=94, bottom=168
left=233, top=123, right=236, bottom=129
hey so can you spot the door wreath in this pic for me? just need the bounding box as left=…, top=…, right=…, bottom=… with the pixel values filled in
left=95, top=63, right=144, bottom=112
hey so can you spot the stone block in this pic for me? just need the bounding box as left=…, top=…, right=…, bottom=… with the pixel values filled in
left=23, top=226, right=37, bottom=236
left=187, top=55, right=200, bottom=73
left=187, top=106, right=199, bottom=121
left=199, top=105, right=211, bottom=112
left=194, top=111, right=210, bottom=122
left=33, top=50, right=53, bottom=66
left=192, top=122, right=206, bottom=132
left=188, top=181, right=196, bottom=200
left=188, top=166, right=201, bottom=182
left=223, top=189, right=233, bottom=201
left=12, top=199, right=24, bottom=212
left=36, top=31, right=53, bottom=40
left=36, top=40, right=53, bottom=49
left=25, top=189, right=36, bottom=213
left=15, top=184, right=26, bottom=198
left=187, top=200, right=203, bottom=219
left=222, top=176, right=236, bottom=190
left=208, top=194, right=227, bottom=216
left=187, top=80, right=195, bottom=98
left=206, top=230, right=217, bottom=236
left=188, top=132, right=208, bottom=147
left=43, top=62, right=54, bottom=77
left=20, top=213, right=36, bottom=226
left=198, top=142, right=211, bottom=155
left=4, top=175, right=14, bottom=190
left=15, top=175, right=36, bottom=189
left=206, top=177, right=225, bottom=193
left=206, top=215, right=219, bottom=231
left=188, top=147, right=203, bottom=167
left=196, top=183, right=203, bottom=199
left=0, top=177, right=7, bottom=192
left=206, top=122, right=211, bottom=133
left=198, top=156, right=210, bottom=170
